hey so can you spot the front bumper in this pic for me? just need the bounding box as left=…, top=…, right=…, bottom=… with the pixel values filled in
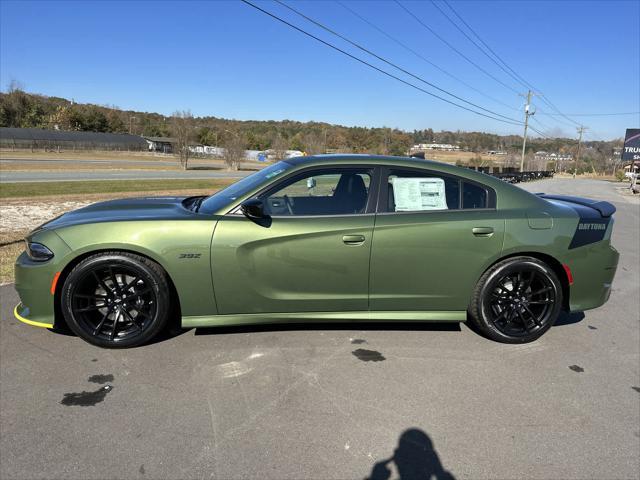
left=14, top=303, right=53, bottom=329
left=14, top=251, right=59, bottom=328
left=14, top=232, right=71, bottom=329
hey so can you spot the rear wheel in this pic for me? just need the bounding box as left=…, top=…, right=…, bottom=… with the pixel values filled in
left=469, top=256, right=563, bottom=343
left=61, top=252, right=170, bottom=348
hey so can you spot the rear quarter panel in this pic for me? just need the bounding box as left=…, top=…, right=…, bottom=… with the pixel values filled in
left=501, top=197, right=618, bottom=311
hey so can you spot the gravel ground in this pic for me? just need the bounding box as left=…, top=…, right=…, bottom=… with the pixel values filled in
left=0, top=201, right=91, bottom=235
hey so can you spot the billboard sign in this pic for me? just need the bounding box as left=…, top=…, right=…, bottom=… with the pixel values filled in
left=622, top=128, right=640, bottom=161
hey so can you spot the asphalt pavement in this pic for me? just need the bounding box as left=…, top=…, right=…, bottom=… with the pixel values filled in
left=0, top=169, right=251, bottom=182
left=1, top=178, right=638, bottom=479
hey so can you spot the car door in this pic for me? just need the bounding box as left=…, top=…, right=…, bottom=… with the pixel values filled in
left=369, top=166, right=505, bottom=312
left=211, top=166, right=379, bottom=314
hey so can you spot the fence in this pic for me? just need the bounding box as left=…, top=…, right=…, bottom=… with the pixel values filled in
left=0, top=128, right=149, bottom=152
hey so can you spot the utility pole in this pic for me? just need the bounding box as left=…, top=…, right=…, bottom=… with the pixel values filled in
left=574, top=126, right=588, bottom=177
left=519, top=90, right=539, bottom=172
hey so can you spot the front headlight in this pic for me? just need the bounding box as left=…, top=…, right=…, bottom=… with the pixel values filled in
left=25, top=241, right=54, bottom=261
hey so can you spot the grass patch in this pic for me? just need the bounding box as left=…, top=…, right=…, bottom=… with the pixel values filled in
left=0, top=179, right=235, bottom=199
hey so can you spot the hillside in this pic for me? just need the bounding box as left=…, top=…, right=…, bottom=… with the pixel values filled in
left=0, top=88, right=623, bottom=172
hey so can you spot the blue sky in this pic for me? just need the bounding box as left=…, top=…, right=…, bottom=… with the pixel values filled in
left=1, top=0, right=638, bottom=140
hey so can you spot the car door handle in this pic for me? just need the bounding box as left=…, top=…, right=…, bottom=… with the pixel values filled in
left=342, top=235, right=366, bottom=245
left=472, top=227, right=494, bottom=237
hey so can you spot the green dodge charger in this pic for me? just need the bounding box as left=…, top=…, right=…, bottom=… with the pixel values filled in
left=15, top=155, right=619, bottom=348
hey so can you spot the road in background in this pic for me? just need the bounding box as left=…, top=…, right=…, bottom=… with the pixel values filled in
left=0, top=156, right=260, bottom=182
left=0, top=169, right=252, bottom=183
left=1, top=179, right=638, bottom=480
left=0, top=157, right=262, bottom=169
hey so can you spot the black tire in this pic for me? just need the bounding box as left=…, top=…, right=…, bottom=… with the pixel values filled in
left=60, top=252, right=171, bottom=348
left=469, top=256, right=563, bottom=343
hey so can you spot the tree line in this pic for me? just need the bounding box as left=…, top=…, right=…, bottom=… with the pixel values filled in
left=0, top=86, right=624, bottom=173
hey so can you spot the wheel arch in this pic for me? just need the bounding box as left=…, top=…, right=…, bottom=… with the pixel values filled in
left=53, top=248, right=182, bottom=329
left=482, top=251, right=570, bottom=311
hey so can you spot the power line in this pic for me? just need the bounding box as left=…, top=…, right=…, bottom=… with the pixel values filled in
left=394, top=0, right=521, bottom=95
left=241, top=0, right=523, bottom=126
left=528, top=127, right=555, bottom=140
left=241, top=0, right=579, bottom=138
left=538, top=97, right=583, bottom=127
left=529, top=113, right=576, bottom=137
left=536, top=111, right=640, bottom=117
left=528, top=118, right=574, bottom=141
left=519, top=90, right=540, bottom=171
left=534, top=107, right=582, bottom=128
left=430, top=0, right=529, bottom=91
left=530, top=116, right=556, bottom=133
left=337, top=0, right=520, bottom=112
left=273, top=0, right=521, bottom=124
left=239, top=0, right=523, bottom=126
left=574, top=126, right=588, bottom=174
left=442, top=0, right=533, bottom=91
left=440, top=0, right=584, bottom=128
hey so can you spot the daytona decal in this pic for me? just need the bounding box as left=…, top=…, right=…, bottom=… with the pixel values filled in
left=569, top=218, right=611, bottom=249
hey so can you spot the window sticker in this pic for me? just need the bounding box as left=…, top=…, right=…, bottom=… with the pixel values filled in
left=392, top=177, right=448, bottom=211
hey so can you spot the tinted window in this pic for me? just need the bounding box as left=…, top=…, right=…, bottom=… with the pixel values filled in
left=462, top=182, right=488, bottom=209
left=201, top=161, right=292, bottom=212
left=263, top=169, right=371, bottom=216
left=387, top=170, right=460, bottom=212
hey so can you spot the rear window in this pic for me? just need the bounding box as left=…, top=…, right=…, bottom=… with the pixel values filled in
left=462, top=182, right=488, bottom=209
left=385, top=169, right=494, bottom=212
left=387, top=170, right=460, bottom=212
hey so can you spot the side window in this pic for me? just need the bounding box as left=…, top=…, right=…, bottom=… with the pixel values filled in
left=262, top=169, right=371, bottom=216
left=462, top=182, right=488, bottom=209
left=387, top=169, right=460, bottom=212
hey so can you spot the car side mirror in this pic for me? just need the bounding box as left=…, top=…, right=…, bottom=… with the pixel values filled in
left=241, top=199, right=267, bottom=220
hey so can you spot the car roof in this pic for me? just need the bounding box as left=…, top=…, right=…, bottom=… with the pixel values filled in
left=286, top=153, right=442, bottom=168
left=285, top=154, right=498, bottom=184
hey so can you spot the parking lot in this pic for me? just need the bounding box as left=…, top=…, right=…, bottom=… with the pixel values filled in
left=0, top=178, right=638, bottom=479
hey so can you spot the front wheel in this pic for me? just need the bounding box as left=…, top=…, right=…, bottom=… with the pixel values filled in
left=469, top=256, right=563, bottom=343
left=60, top=252, right=171, bottom=348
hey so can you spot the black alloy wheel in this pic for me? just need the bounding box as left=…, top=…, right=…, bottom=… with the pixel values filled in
left=470, top=256, right=563, bottom=343
left=61, top=252, right=170, bottom=348
left=487, top=269, right=556, bottom=336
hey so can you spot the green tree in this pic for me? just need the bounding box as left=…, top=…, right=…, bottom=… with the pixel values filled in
left=290, top=134, right=305, bottom=152
left=171, top=110, right=194, bottom=170
left=107, top=111, right=127, bottom=133
left=197, top=127, right=217, bottom=146
left=83, top=107, right=109, bottom=132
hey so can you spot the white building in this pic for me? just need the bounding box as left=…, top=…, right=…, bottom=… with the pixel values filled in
left=410, top=143, right=461, bottom=152
left=534, top=151, right=573, bottom=162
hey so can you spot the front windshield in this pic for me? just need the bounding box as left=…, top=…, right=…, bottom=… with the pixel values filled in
left=200, top=161, right=292, bottom=213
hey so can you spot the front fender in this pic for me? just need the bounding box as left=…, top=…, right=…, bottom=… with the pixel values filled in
left=54, top=220, right=218, bottom=317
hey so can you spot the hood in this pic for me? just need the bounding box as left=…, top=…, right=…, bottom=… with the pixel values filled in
left=36, top=196, right=198, bottom=231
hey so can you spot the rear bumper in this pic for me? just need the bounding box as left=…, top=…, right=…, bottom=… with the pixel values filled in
left=567, top=244, right=619, bottom=311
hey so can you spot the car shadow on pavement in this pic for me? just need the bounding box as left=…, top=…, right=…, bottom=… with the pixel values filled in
left=463, top=310, right=585, bottom=338
left=47, top=312, right=584, bottom=345
left=366, top=428, right=456, bottom=480
left=554, top=311, right=585, bottom=326
left=194, top=311, right=584, bottom=337
left=46, top=312, right=191, bottom=346
left=193, top=321, right=461, bottom=337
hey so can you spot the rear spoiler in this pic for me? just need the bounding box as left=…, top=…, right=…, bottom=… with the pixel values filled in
left=536, top=194, right=616, bottom=218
